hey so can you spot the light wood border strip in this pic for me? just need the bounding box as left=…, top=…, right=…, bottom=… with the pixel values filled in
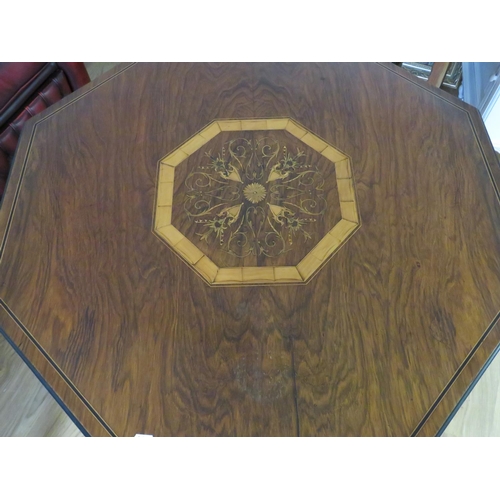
left=194, top=256, right=219, bottom=283
left=199, top=122, right=221, bottom=141
left=159, top=165, right=175, bottom=183
left=297, top=252, right=323, bottom=281
left=242, top=267, right=275, bottom=283
left=337, top=178, right=355, bottom=202
left=266, top=118, right=289, bottom=130
left=322, top=146, right=347, bottom=163
left=300, top=132, right=329, bottom=153
left=157, top=182, right=174, bottom=206
left=335, top=159, right=352, bottom=178
left=155, top=206, right=172, bottom=228
left=329, top=219, right=358, bottom=240
left=240, top=119, right=269, bottom=131
left=340, top=201, right=359, bottom=223
left=308, top=219, right=358, bottom=262
left=217, top=120, right=242, bottom=131
left=310, top=233, right=343, bottom=261
left=161, top=149, right=189, bottom=167
left=285, top=119, right=308, bottom=139
left=180, top=133, right=210, bottom=156
left=215, top=268, right=243, bottom=283
left=274, top=266, right=303, bottom=282
left=174, top=237, right=204, bottom=265
left=157, top=225, right=184, bottom=247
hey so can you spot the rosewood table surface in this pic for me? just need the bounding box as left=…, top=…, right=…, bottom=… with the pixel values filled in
left=1, top=62, right=500, bottom=436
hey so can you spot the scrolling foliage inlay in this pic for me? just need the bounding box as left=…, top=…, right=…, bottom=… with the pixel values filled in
left=154, top=118, right=359, bottom=286
left=184, top=137, right=327, bottom=258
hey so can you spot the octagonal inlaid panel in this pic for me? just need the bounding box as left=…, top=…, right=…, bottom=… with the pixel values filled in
left=154, top=118, right=360, bottom=286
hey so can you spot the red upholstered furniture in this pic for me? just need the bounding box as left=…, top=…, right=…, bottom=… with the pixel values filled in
left=0, top=62, right=90, bottom=198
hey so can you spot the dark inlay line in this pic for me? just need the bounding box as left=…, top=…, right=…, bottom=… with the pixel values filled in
left=436, top=340, right=500, bottom=436
left=0, top=300, right=115, bottom=436
left=411, top=310, right=500, bottom=436
left=376, top=62, right=467, bottom=112
left=3, top=63, right=498, bottom=437
left=379, top=63, right=500, bottom=436
left=379, top=64, right=500, bottom=204
left=0, top=327, right=90, bottom=437
left=0, top=63, right=136, bottom=258
left=0, top=125, right=36, bottom=239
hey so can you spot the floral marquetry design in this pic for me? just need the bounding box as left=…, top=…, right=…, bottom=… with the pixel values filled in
left=183, top=137, right=327, bottom=259
left=154, top=118, right=360, bottom=286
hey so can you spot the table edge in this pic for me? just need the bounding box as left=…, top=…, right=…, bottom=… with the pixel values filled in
left=1, top=62, right=500, bottom=436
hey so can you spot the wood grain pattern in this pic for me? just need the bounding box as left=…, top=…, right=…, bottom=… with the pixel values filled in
left=0, top=64, right=129, bottom=437
left=1, top=63, right=500, bottom=436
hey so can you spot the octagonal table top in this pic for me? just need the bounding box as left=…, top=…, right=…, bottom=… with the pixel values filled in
left=1, top=62, right=500, bottom=436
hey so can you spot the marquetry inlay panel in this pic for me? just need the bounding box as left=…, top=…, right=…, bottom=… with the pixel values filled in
left=154, top=118, right=360, bottom=286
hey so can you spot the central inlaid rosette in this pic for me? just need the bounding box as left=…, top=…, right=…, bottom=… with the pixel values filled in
left=182, top=136, right=327, bottom=259
left=243, top=183, right=267, bottom=204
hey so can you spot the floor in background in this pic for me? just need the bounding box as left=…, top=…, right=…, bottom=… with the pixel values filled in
left=0, top=334, right=83, bottom=437
left=442, top=348, right=500, bottom=436
left=0, top=62, right=499, bottom=436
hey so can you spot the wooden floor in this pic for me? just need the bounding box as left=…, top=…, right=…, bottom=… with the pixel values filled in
left=1, top=62, right=500, bottom=437
left=442, top=348, right=500, bottom=436
left=0, top=334, right=83, bottom=437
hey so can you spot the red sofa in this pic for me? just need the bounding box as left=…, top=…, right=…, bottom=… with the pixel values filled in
left=0, top=62, right=90, bottom=198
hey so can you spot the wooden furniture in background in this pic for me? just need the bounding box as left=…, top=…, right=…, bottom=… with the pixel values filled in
left=397, top=62, right=461, bottom=97
left=1, top=63, right=499, bottom=436
left=427, top=62, right=451, bottom=88
left=0, top=62, right=90, bottom=198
